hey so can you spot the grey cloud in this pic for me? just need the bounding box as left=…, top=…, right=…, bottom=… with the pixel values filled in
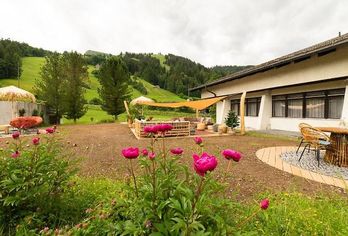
left=0, top=0, right=346, bottom=66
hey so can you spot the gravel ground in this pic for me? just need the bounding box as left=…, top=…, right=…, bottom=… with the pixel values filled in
left=281, top=150, right=348, bottom=180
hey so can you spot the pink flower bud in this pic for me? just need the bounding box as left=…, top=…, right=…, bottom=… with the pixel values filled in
left=11, top=150, right=20, bottom=158
left=192, top=152, right=218, bottom=176
left=194, top=136, right=203, bottom=145
left=222, top=149, right=242, bottom=162
left=148, top=152, right=156, bottom=160
left=170, top=147, right=183, bottom=155
left=121, top=147, right=139, bottom=159
left=32, top=137, right=40, bottom=145
left=260, top=198, right=269, bottom=210
left=12, top=131, right=20, bottom=139
left=46, top=127, right=55, bottom=134
left=142, top=148, right=149, bottom=157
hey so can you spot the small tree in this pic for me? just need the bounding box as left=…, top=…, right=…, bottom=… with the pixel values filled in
left=97, top=56, right=131, bottom=120
left=34, top=53, right=65, bottom=124
left=225, top=110, right=239, bottom=129
left=61, top=52, right=89, bottom=123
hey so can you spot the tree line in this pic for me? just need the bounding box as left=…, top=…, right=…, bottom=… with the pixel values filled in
left=0, top=39, right=50, bottom=79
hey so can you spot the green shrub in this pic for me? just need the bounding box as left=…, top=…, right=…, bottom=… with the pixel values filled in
left=31, top=109, right=39, bottom=116
left=18, top=108, right=26, bottom=117
left=0, top=131, right=76, bottom=233
left=225, top=110, right=239, bottom=128
left=89, top=97, right=102, bottom=105
left=48, top=129, right=249, bottom=235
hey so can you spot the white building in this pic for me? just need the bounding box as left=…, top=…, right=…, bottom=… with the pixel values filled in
left=191, top=33, right=348, bottom=132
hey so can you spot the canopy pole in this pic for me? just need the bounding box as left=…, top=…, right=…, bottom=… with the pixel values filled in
left=196, top=109, right=199, bottom=118
left=240, top=91, right=246, bottom=135
left=124, top=100, right=130, bottom=117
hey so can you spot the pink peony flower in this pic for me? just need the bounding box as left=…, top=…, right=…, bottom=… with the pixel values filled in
left=156, top=124, right=173, bottom=133
left=260, top=199, right=270, bottom=210
left=170, top=147, right=184, bottom=155
left=144, top=125, right=158, bottom=134
left=122, top=147, right=139, bottom=159
left=11, top=150, right=20, bottom=158
left=194, top=136, right=203, bottom=145
left=222, top=149, right=242, bottom=162
left=46, top=127, right=55, bottom=134
left=192, top=152, right=218, bottom=176
left=32, top=137, right=40, bottom=145
left=12, top=131, right=20, bottom=139
left=142, top=148, right=149, bottom=157
left=148, top=152, right=156, bottom=160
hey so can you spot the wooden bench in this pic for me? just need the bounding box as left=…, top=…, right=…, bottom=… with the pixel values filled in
left=134, top=119, right=190, bottom=138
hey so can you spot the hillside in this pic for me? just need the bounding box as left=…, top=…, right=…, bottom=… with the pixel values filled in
left=0, top=57, right=186, bottom=124
left=0, top=57, right=183, bottom=103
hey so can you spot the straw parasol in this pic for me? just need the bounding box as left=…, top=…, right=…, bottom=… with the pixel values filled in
left=130, top=96, right=154, bottom=105
left=0, top=86, right=36, bottom=118
left=130, top=96, right=154, bottom=115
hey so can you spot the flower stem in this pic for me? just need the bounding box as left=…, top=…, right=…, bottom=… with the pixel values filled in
left=237, top=208, right=261, bottom=229
left=162, top=135, right=167, bottom=174
left=129, top=159, right=139, bottom=197
left=223, top=160, right=232, bottom=182
left=187, top=177, right=205, bottom=235
left=152, top=160, right=157, bottom=214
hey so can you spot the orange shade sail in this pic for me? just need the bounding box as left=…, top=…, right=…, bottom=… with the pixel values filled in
left=142, top=96, right=226, bottom=110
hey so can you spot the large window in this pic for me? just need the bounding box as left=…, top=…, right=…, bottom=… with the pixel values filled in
left=230, top=97, right=261, bottom=117
left=272, top=88, right=345, bottom=119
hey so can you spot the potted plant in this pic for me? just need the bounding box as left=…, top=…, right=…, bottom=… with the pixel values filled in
left=225, top=111, right=239, bottom=133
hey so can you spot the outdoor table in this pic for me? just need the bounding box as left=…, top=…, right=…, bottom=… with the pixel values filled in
left=317, top=127, right=348, bottom=167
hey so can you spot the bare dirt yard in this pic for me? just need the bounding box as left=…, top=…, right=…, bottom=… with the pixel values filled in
left=1, top=123, right=343, bottom=200
left=57, top=123, right=343, bottom=199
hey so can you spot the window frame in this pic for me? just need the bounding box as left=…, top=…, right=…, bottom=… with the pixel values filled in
left=230, top=97, right=261, bottom=117
left=271, top=88, right=345, bottom=119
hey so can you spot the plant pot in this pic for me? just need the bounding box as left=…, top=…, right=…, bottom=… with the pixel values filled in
left=218, top=124, right=227, bottom=134
left=213, top=124, right=219, bottom=132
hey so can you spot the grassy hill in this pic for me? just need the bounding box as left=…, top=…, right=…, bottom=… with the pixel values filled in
left=0, top=57, right=45, bottom=91
left=0, top=57, right=189, bottom=124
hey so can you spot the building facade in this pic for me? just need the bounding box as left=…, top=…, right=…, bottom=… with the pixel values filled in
left=191, top=34, right=348, bottom=132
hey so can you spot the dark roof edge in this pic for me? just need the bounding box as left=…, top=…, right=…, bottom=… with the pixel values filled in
left=190, top=33, right=348, bottom=92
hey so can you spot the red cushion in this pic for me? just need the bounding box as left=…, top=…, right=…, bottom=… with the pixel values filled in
left=10, top=116, right=43, bottom=129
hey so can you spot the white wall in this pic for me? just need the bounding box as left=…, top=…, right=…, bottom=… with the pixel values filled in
left=270, top=118, right=344, bottom=131
left=201, top=44, right=348, bottom=98
left=0, top=101, right=43, bottom=124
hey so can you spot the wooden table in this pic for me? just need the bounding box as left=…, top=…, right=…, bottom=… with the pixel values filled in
left=317, top=127, right=348, bottom=167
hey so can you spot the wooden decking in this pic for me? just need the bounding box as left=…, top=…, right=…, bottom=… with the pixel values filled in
left=256, top=146, right=348, bottom=189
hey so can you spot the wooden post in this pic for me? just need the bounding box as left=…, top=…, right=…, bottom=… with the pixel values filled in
left=196, top=109, right=199, bottom=118
left=124, top=100, right=130, bottom=117
left=240, top=91, right=246, bottom=135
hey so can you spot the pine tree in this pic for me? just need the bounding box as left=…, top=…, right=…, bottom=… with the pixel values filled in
left=225, top=110, right=240, bottom=128
left=97, top=56, right=131, bottom=120
left=61, top=52, right=88, bottom=123
left=34, top=53, right=65, bottom=124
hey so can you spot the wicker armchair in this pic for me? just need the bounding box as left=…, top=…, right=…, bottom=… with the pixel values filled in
left=296, top=123, right=313, bottom=154
left=298, top=127, right=331, bottom=166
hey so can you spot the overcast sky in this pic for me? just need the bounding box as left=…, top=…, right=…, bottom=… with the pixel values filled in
left=0, top=0, right=347, bottom=67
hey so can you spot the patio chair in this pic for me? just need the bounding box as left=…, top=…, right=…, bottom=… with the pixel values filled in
left=296, top=123, right=312, bottom=154
left=298, top=127, right=331, bottom=167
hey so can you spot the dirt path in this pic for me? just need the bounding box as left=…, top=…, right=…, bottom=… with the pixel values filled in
left=57, top=123, right=343, bottom=198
